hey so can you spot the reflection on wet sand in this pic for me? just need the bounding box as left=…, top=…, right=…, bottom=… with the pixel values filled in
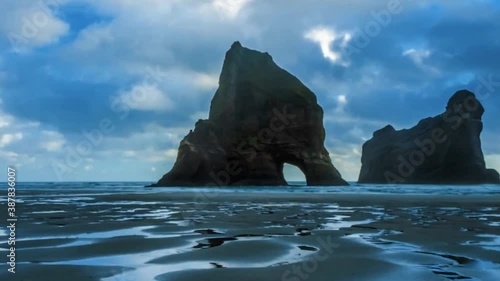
left=0, top=189, right=499, bottom=281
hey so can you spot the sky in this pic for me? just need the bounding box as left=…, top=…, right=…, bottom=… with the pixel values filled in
left=0, top=0, right=499, bottom=182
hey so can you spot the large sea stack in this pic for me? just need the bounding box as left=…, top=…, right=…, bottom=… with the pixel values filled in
left=152, top=42, right=348, bottom=186
left=358, top=90, right=500, bottom=184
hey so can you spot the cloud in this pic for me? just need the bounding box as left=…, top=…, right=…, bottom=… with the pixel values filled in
left=0, top=118, right=43, bottom=175
left=403, top=48, right=441, bottom=76
left=123, top=150, right=136, bottom=158
left=137, top=148, right=178, bottom=163
left=0, top=0, right=499, bottom=181
left=304, top=27, right=352, bottom=66
left=0, top=112, right=12, bottom=128
left=329, top=143, right=363, bottom=181
left=335, top=94, right=348, bottom=113
left=115, top=83, right=173, bottom=112
left=0, top=132, right=23, bottom=148
left=213, top=0, right=252, bottom=20
left=40, top=130, right=66, bottom=152
left=1, top=0, right=70, bottom=52
left=194, top=72, right=219, bottom=90
left=71, top=23, right=114, bottom=52
left=0, top=150, right=19, bottom=162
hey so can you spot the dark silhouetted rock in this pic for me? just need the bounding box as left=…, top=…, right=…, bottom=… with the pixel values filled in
left=358, top=90, right=500, bottom=184
left=151, top=42, right=348, bottom=187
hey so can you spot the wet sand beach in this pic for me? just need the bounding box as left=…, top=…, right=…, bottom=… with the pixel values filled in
left=1, top=187, right=499, bottom=281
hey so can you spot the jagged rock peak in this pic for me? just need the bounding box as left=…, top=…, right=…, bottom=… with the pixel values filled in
left=231, top=41, right=242, bottom=49
left=210, top=42, right=316, bottom=122
left=151, top=42, right=348, bottom=187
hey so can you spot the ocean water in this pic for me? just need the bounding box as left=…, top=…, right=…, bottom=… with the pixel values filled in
left=10, top=181, right=500, bottom=195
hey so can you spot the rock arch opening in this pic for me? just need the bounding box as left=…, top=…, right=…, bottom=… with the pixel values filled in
left=283, top=163, right=306, bottom=185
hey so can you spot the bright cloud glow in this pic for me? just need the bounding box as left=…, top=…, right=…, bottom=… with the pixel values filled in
left=304, top=27, right=352, bottom=66
left=335, top=94, right=348, bottom=113
left=212, top=0, right=252, bottom=19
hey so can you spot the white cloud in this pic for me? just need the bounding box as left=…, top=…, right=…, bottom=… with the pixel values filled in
left=0, top=116, right=10, bottom=128
left=1, top=0, right=69, bottom=52
left=338, top=95, right=347, bottom=104
left=304, top=27, right=352, bottom=66
left=40, top=130, right=66, bottom=152
left=194, top=72, right=219, bottom=90
left=41, top=140, right=65, bottom=152
left=140, top=68, right=219, bottom=93
left=403, top=48, right=430, bottom=65
left=141, top=149, right=178, bottom=163
left=212, top=0, right=252, bottom=20
left=123, top=150, right=136, bottom=157
left=0, top=150, right=19, bottom=162
left=165, top=149, right=178, bottom=158
left=72, top=24, right=114, bottom=52
left=0, top=132, right=23, bottom=148
left=335, top=94, right=348, bottom=113
left=109, top=68, right=217, bottom=114
left=116, top=83, right=173, bottom=112
left=403, top=48, right=441, bottom=76
left=0, top=105, right=67, bottom=173
left=0, top=99, right=12, bottom=128
left=329, top=144, right=363, bottom=182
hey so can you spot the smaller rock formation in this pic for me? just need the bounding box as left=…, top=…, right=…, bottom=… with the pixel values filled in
left=358, top=90, right=500, bottom=184
left=151, top=42, right=348, bottom=187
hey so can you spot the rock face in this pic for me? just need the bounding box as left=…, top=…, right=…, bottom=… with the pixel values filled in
left=358, top=90, right=500, bottom=184
left=152, top=42, right=348, bottom=186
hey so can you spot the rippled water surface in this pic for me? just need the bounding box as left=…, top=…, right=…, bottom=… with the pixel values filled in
left=9, top=181, right=500, bottom=195
left=0, top=182, right=498, bottom=281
